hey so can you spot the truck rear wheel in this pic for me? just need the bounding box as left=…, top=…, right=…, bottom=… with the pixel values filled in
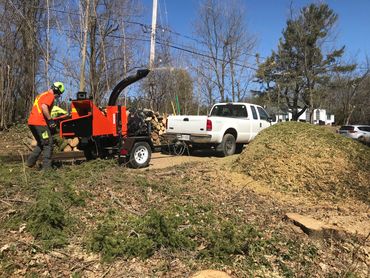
left=129, top=141, right=151, bottom=168
left=235, top=143, right=244, bottom=154
left=218, top=133, right=236, bottom=157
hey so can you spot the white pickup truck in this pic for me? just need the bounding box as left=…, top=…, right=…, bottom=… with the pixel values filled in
left=166, top=102, right=272, bottom=156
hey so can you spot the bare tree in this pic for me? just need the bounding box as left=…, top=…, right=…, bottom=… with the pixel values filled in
left=194, top=0, right=255, bottom=103
left=60, top=0, right=143, bottom=104
left=326, top=65, right=370, bottom=125
left=141, top=68, right=193, bottom=114
left=0, top=0, right=50, bottom=128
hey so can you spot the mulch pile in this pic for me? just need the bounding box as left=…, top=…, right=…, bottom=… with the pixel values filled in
left=235, top=122, right=370, bottom=204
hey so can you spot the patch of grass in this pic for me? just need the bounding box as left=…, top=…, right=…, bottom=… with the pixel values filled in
left=198, top=220, right=271, bottom=266
left=90, top=203, right=302, bottom=274
left=26, top=186, right=71, bottom=249
left=272, top=237, right=319, bottom=276
left=136, top=209, right=195, bottom=250
left=0, top=258, right=18, bottom=277
left=21, top=172, right=86, bottom=249
left=89, top=208, right=195, bottom=261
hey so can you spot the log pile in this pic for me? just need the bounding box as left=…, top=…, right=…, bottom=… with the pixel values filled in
left=146, top=111, right=167, bottom=146
left=26, top=133, right=80, bottom=152
left=62, top=138, right=80, bottom=152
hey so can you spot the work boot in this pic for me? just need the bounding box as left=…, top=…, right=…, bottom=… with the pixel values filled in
left=26, top=146, right=41, bottom=167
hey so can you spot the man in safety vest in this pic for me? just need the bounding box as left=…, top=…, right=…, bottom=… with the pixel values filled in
left=27, top=82, right=65, bottom=170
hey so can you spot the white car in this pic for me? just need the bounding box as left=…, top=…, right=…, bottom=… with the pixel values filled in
left=338, top=125, right=370, bottom=144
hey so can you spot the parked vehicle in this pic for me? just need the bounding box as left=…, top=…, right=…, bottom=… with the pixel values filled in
left=166, top=102, right=272, bottom=156
left=338, top=125, right=370, bottom=144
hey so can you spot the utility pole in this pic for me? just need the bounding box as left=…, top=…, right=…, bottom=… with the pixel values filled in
left=149, top=0, right=158, bottom=69
left=79, top=0, right=90, bottom=92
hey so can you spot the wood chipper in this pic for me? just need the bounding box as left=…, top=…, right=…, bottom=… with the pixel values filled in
left=59, top=69, right=153, bottom=168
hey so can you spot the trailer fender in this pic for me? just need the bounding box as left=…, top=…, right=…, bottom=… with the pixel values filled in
left=122, top=136, right=154, bottom=153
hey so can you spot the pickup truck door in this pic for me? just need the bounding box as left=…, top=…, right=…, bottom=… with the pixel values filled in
left=209, top=104, right=251, bottom=143
left=249, top=105, right=260, bottom=140
left=257, top=106, right=271, bottom=131
left=233, top=104, right=250, bottom=142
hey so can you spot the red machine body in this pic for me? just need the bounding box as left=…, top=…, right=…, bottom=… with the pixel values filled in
left=60, top=99, right=127, bottom=138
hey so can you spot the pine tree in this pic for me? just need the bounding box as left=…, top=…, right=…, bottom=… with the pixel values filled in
left=256, top=4, right=354, bottom=121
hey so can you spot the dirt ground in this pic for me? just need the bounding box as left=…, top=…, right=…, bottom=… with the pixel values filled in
left=1, top=131, right=369, bottom=240
left=147, top=151, right=218, bottom=170
left=1, top=127, right=369, bottom=277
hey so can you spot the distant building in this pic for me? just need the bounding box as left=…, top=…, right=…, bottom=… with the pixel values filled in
left=274, top=109, right=335, bottom=125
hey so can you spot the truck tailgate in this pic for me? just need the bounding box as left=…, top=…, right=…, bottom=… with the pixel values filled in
left=166, top=115, right=208, bottom=135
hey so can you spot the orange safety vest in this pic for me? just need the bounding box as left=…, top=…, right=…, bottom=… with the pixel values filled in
left=28, top=90, right=55, bottom=126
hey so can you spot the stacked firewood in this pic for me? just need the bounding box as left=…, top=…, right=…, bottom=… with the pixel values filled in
left=26, top=133, right=80, bottom=152
left=59, top=137, right=80, bottom=152
left=146, top=111, right=167, bottom=146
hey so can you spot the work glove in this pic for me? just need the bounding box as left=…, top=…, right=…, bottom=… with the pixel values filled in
left=48, top=119, right=57, bottom=134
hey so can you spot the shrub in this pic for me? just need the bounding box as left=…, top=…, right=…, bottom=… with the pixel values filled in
left=89, top=209, right=195, bottom=261
left=27, top=186, right=70, bottom=249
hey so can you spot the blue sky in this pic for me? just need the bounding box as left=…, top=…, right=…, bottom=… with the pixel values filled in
left=140, top=0, right=370, bottom=65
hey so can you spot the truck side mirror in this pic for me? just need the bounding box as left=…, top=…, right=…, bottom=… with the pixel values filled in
left=268, top=115, right=276, bottom=122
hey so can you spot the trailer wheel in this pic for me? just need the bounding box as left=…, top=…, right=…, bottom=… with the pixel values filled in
left=129, top=141, right=151, bottom=168
left=218, top=133, right=236, bottom=157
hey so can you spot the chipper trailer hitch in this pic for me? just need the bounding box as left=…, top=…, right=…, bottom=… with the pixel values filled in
left=59, top=69, right=153, bottom=168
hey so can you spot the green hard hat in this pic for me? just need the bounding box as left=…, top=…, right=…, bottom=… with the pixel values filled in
left=52, top=81, right=65, bottom=94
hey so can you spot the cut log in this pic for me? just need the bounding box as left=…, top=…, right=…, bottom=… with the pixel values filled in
left=63, top=145, right=73, bottom=152
left=151, top=132, right=159, bottom=141
left=70, top=137, right=79, bottom=148
left=59, top=140, right=69, bottom=151
left=191, top=270, right=231, bottom=278
left=31, top=139, right=37, bottom=147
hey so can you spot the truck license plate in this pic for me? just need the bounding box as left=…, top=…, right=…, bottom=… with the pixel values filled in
left=177, top=134, right=190, bottom=141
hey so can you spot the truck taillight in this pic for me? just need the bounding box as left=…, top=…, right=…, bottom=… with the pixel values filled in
left=206, top=119, right=212, bottom=131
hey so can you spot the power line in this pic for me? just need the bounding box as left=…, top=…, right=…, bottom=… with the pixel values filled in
left=29, top=5, right=265, bottom=61
left=49, top=25, right=258, bottom=71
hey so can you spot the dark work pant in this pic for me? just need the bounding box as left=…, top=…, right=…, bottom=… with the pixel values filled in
left=27, top=125, right=53, bottom=169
